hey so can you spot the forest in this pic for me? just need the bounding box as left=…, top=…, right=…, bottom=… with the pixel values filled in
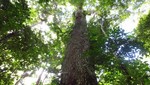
left=0, top=0, right=150, bottom=85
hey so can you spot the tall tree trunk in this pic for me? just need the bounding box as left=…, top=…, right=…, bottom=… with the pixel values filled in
left=60, top=8, right=98, bottom=85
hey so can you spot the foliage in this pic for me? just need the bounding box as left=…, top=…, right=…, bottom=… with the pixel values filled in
left=136, top=11, right=150, bottom=52
left=0, top=0, right=50, bottom=84
left=0, top=0, right=150, bottom=85
left=89, top=28, right=149, bottom=84
left=0, top=0, right=30, bottom=33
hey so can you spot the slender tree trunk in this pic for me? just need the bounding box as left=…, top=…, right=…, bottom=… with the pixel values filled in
left=60, top=8, right=98, bottom=85
left=36, top=69, right=44, bottom=85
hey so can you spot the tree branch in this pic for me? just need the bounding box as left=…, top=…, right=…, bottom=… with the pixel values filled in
left=0, top=31, right=19, bottom=43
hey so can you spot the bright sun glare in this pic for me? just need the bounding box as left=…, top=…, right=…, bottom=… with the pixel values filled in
left=120, top=2, right=150, bottom=33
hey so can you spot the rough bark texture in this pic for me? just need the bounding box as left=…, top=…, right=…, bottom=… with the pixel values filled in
left=60, top=9, right=98, bottom=85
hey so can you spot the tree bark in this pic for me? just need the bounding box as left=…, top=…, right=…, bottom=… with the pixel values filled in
left=60, top=9, right=98, bottom=85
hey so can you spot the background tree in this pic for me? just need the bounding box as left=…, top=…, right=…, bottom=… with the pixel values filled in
left=136, top=11, right=150, bottom=52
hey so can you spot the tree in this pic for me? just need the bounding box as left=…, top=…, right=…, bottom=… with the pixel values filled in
left=1, top=0, right=150, bottom=85
left=136, top=11, right=150, bottom=52
left=60, top=5, right=98, bottom=85
left=0, top=0, right=50, bottom=84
